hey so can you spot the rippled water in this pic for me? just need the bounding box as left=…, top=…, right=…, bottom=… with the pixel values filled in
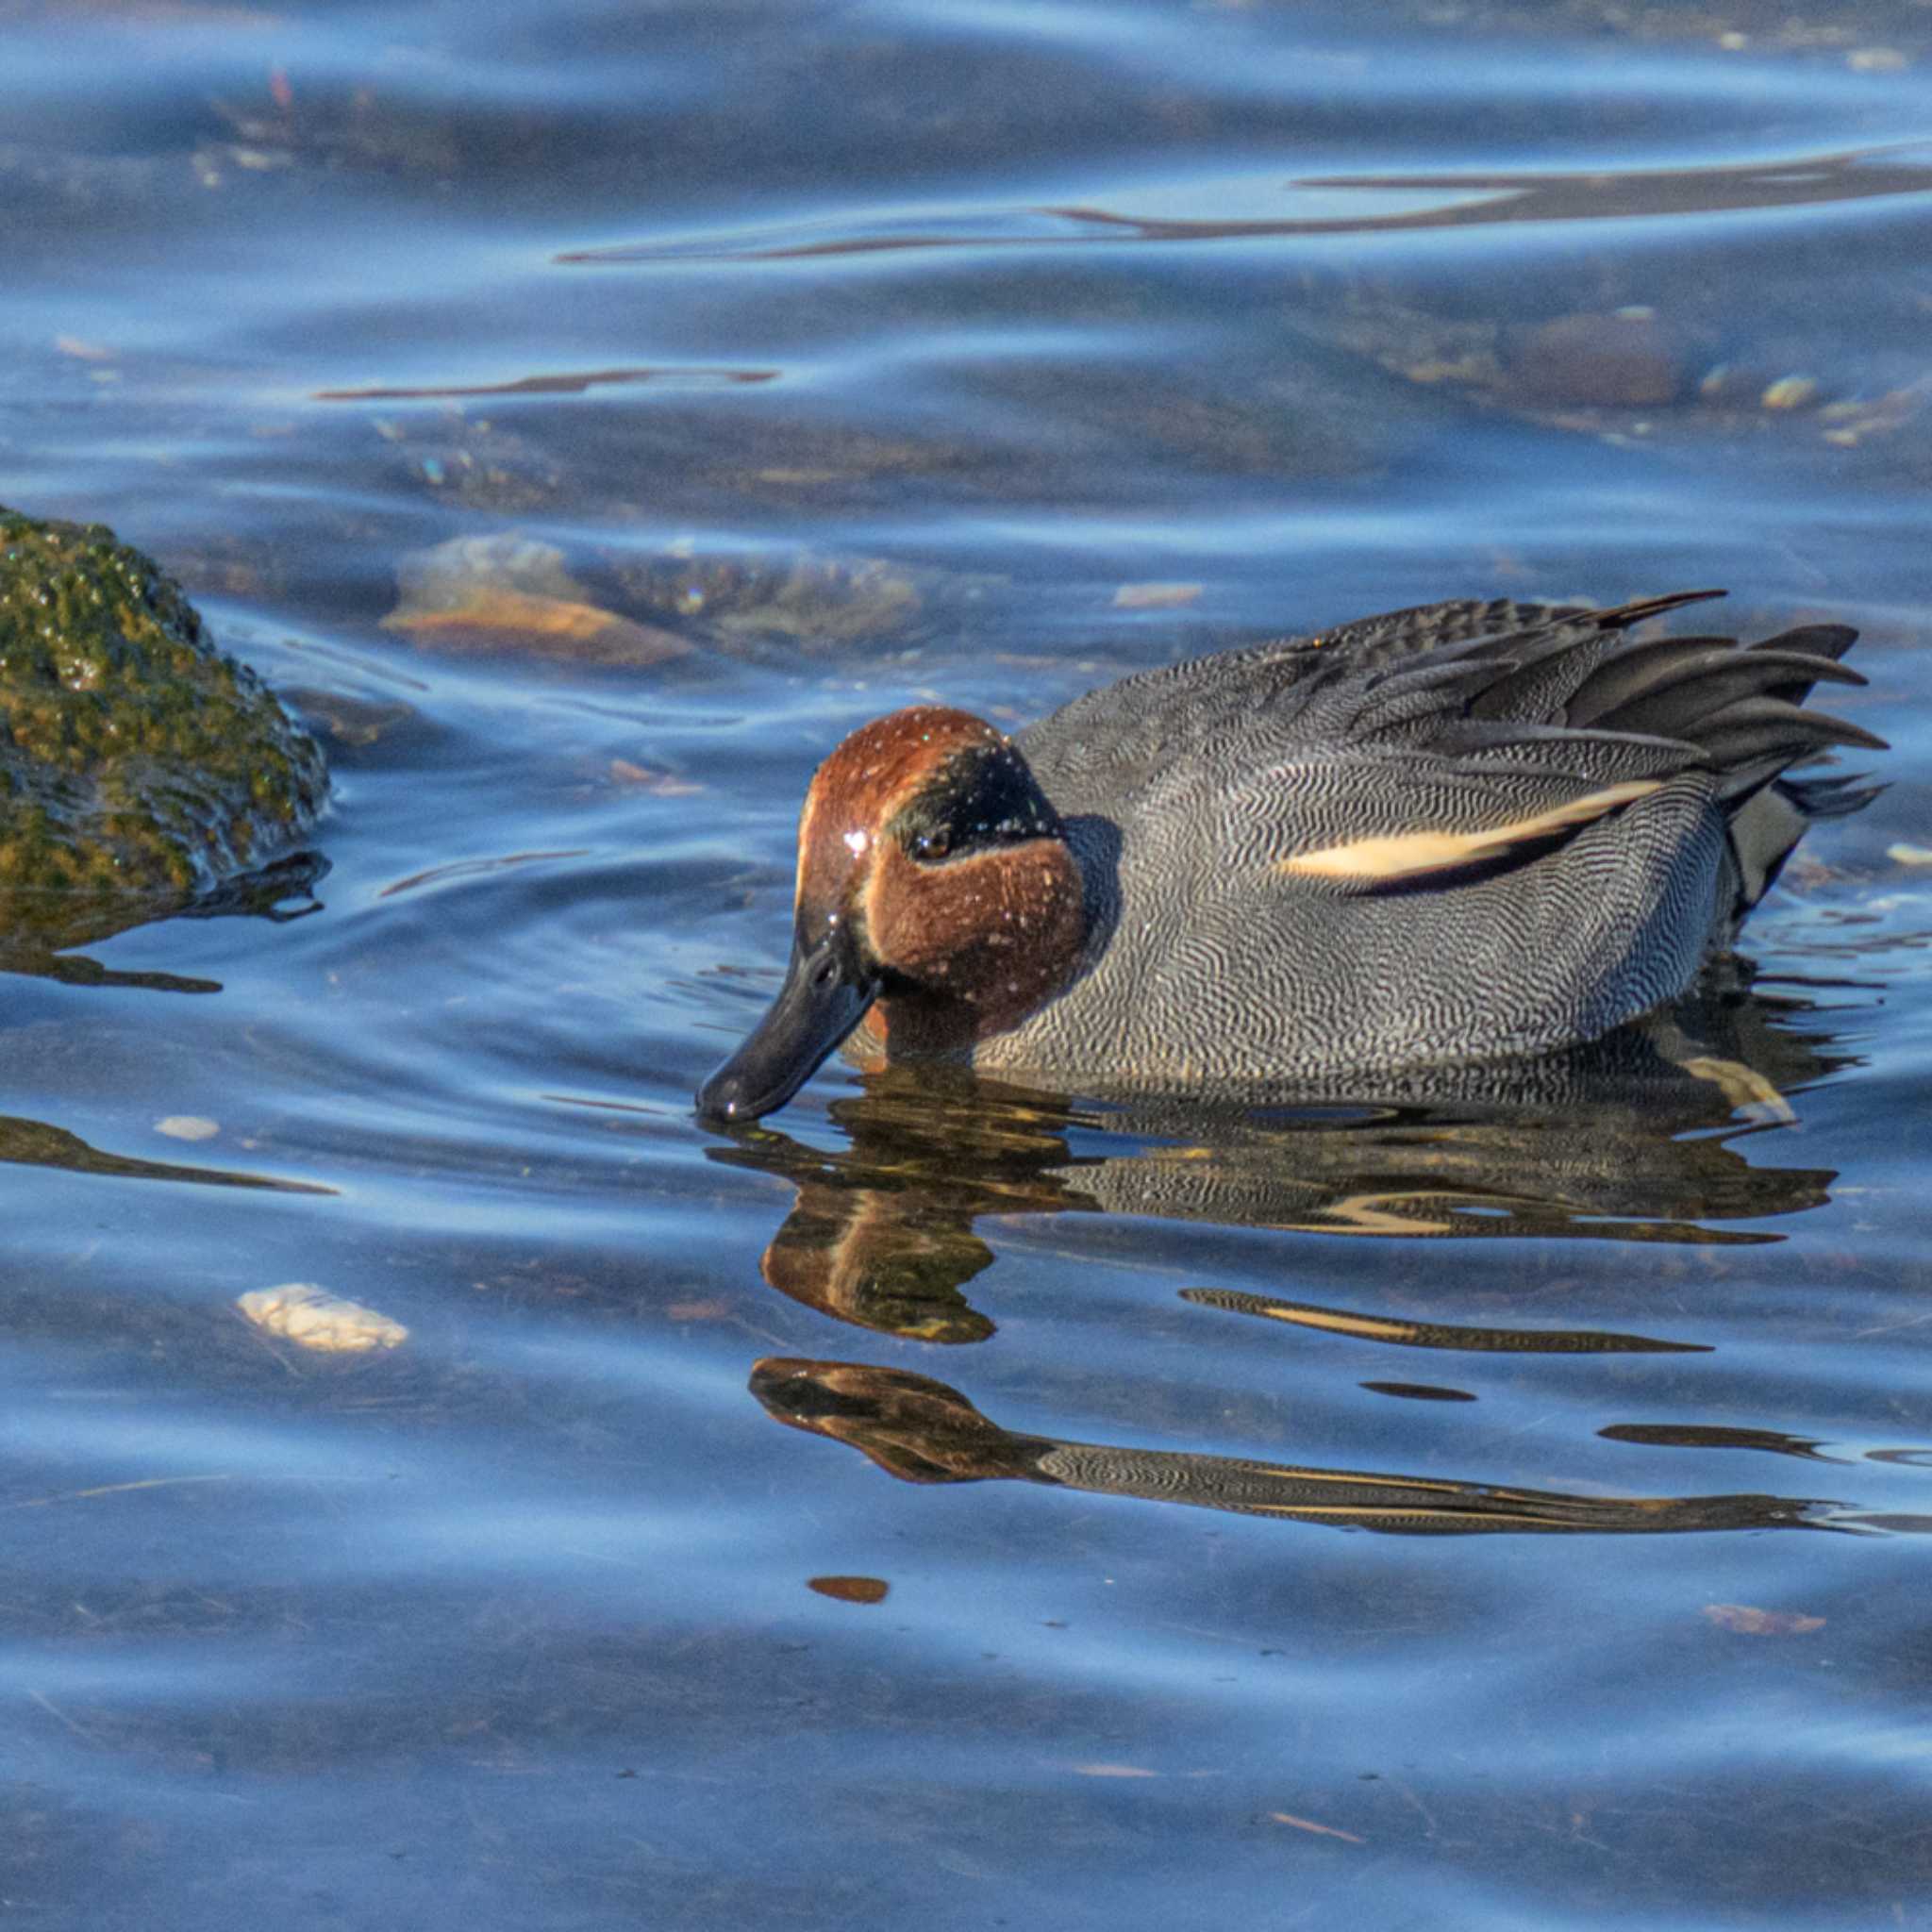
left=5, top=2, right=1932, bottom=1925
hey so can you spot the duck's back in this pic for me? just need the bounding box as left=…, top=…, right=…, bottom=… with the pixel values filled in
left=998, top=594, right=1880, bottom=1088
left=1019, top=595, right=1589, bottom=808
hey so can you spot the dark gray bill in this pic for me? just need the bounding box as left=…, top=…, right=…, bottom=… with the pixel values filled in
left=695, top=932, right=879, bottom=1124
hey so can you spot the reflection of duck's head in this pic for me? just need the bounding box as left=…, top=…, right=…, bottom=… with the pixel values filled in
left=697, top=707, right=1085, bottom=1122
left=699, top=595, right=1883, bottom=1124
left=749, top=1356, right=1032, bottom=1484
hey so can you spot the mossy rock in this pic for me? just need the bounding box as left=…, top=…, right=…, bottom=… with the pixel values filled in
left=0, top=507, right=325, bottom=920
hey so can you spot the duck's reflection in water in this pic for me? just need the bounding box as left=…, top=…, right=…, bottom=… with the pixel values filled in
left=749, top=1357, right=1837, bottom=1536
left=707, top=986, right=1853, bottom=1342
left=1180, top=1287, right=1712, bottom=1354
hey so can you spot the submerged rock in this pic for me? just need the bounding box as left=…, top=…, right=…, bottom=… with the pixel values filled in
left=0, top=506, right=326, bottom=927
left=1507, top=309, right=1687, bottom=408
left=384, top=531, right=692, bottom=666
left=611, top=542, right=925, bottom=654
left=386, top=528, right=952, bottom=669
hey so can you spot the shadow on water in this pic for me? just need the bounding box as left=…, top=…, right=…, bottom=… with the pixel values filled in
left=705, top=977, right=1853, bottom=1343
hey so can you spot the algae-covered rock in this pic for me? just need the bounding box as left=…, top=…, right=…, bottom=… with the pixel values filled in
left=0, top=507, right=325, bottom=909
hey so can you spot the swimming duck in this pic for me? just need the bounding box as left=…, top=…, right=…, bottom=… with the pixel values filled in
left=697, top=591, right=1883, bottom=1123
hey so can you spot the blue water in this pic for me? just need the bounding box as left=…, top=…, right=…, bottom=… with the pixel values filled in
left=4, top=2, right=1932, bottom=1925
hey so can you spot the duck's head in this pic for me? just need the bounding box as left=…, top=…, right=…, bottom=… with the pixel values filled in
left=696, top=706, right=1086, bottom=1124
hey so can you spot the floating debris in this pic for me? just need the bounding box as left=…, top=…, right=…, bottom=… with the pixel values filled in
left=236, top=1283, right=408, bottom=1353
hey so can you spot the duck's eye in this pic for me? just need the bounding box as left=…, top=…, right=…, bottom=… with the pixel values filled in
left=913, top=826, right=953, bottom=861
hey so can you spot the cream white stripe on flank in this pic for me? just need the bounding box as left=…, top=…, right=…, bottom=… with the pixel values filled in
left=1277, top=778, right=1665, bottom=882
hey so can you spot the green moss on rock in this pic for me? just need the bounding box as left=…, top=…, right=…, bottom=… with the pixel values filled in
left=0, top=507, right=325, bottom=906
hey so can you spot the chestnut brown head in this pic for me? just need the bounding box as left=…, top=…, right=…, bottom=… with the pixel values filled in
left=696, top=706, right=1085, bottom=1123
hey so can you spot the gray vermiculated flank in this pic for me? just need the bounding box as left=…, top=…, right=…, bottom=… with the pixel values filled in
left=975, top=595, right=1875, bottom=1086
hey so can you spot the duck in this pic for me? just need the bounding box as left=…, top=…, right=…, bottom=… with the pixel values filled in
left=697, top=591, right=1884, bottom=1124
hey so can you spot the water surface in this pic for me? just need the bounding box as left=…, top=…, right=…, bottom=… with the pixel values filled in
left=4, top=2, right=1932, bottom=1925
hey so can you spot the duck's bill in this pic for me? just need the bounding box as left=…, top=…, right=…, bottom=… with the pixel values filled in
left=695, top=935, right=879, bottom=1124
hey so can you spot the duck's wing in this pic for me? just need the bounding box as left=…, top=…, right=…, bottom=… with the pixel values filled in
left=1215, top=602, right=1883, bottom=892
left=1273, top=590, right=1694, bottom=674
left=1026, top=592, right=1882, bottom=858
left=1224, top=728, right=1706, bottom=891
left=1026, top=592, right=1722, bottom=807
left=1233, top=589, right=1731, bottom=688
